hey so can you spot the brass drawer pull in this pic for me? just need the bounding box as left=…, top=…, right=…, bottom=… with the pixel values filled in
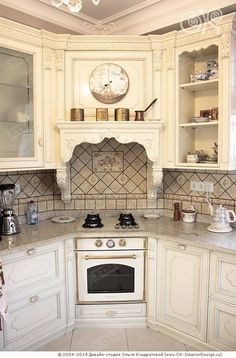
left=27, top=248, right=36, bottom=256
left=177, top=244, right=186, bottom=250
left=106, top=310, right=117, bottom=317
left=29, top=295, right=39, bottom=303
left=85, top=254, right=137, bottom=260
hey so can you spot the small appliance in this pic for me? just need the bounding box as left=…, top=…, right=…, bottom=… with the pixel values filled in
left=207, top=204, right=236, bottom=233
left=0, top=183, right=20, bottom=235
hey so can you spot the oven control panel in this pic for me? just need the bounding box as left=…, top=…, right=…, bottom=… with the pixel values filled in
left=76, top=237, right=147, bottom=251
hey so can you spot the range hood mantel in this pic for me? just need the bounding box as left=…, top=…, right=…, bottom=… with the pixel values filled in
left=56, top=121, right=163, bottom=202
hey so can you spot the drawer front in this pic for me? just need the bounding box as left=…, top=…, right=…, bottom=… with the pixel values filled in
left=3, top=241, right=64, bottom=295
left=76, top=303, right=146, bottom=319
left=208, top=299, right=236, bottom=351
left=210, top=251, right=236, bottom=305
left=5, top=286, right=66, bottom=350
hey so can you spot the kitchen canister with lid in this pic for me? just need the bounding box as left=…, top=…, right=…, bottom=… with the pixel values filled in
left=71, top=108, right=84, bottom=121
left=114, top=108, right=129, bottom=121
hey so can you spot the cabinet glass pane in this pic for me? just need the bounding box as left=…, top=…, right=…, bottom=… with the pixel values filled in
left=0, top=47, right=34, bottom=158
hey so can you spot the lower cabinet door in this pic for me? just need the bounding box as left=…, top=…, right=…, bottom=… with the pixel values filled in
left=4, top=286, right=66, bottom=350
left=156, top=240, right=209, bottom=340
left=208, top=299, right=236, bottom=351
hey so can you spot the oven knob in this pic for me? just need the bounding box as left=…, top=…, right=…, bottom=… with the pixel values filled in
left=106, top=239, right=115, bottom=248
left=95, top=239, right=103, bottom=247
left=119, top=239, right=126, bottom=247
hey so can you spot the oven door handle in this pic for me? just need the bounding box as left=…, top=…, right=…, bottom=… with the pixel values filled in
left=84, top=254, right=137, bottom=260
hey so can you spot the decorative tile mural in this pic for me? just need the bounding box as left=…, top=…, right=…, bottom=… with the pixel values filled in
left=70, top=139, right=147, bottom=196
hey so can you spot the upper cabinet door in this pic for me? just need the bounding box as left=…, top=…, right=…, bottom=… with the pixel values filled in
left=0, top=39, right=43, bottom=170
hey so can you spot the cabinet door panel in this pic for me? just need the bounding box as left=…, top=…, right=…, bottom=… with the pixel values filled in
left=157, top=241, right=209, bottom=340
left=210, top=251, right=236, bottom=305
left=5, top=286, right=66, bottom=350
left=3, top=242, right=64, bottom=295
left=208, top=299, right=236, bottom=350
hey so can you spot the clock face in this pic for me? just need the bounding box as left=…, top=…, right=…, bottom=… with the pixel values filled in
left=89, top=63, right=129, bottom=104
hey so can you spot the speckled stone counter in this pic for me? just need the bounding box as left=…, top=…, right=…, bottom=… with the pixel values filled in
left=0, top=216, right=236, bottom=256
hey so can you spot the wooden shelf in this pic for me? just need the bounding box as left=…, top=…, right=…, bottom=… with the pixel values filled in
left=177, top=162, right=219, bottom=168
left=179, top=121, right=218, bottom=128
left=180, top=79, right=219, bottom=92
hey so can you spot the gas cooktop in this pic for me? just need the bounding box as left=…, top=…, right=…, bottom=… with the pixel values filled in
left=82, top=213, right=140, bottom=230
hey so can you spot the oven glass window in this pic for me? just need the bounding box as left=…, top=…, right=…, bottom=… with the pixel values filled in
left=87, top=264, right=134, bottom=293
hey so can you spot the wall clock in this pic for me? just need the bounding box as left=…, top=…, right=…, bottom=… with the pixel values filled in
left=89, top=63, right=129, bottom=104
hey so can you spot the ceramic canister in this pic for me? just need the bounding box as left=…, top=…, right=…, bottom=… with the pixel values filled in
left=182, top=209, right=197, bottom=223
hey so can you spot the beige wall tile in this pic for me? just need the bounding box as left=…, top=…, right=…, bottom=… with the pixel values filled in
left=106, top=200, right=116, bottom=210
left=96, top=200, right=106, bottom=210
left=38, top=201, right=47, bottom=212
left=137, top=199, right=147, bottom=209
left=127, top=199, right=137, bottom=210
left=116, top=199, right=126, bottom=210
left=75, top=199, right=85, bottom=210
left=65, top=200, right=75, bottom=210
left=85, top=200, right=95, bottom=210
left=164, top=199, right=173, bottom=210
left=46, top=200, right=54, bottom=211
left=54, top=200, right=64, bottom=210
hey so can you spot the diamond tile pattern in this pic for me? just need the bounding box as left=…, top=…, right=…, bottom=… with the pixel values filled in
left=70, top=139, right=147, bottom=195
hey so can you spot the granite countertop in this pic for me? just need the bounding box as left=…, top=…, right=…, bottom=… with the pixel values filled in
left=0, top=216, right=236, bottom=256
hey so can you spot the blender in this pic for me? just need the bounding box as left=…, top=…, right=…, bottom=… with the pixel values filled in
left=0, top=184, right=20, bottom=235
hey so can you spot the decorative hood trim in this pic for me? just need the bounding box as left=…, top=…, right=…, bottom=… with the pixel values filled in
left=56, top=121, right=163, bottom=202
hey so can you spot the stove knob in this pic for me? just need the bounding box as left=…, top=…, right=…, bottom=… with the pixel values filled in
left=95, top=239, right=103, bottom=247
left=106, top=239, right=115, bottom=248
left=119, top=239, right=126, bottom=247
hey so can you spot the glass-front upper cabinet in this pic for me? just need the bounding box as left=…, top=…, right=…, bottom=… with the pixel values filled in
left=176, top=44, right=219, bottom=168
left=0, top=43, right=43, bottom=170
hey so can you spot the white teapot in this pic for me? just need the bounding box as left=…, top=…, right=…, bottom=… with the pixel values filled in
left=207, top=205, right=236, bottom=233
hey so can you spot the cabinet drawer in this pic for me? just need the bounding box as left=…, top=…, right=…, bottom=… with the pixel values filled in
left=4, top=285, right=66, bottom=350
left=210, top=251, right=236, bottom=305
left=208, top=299, right=236, bottom=351
left=2, top=241, right=64, bottom=295
left=76, top=303, right=146, bottom=320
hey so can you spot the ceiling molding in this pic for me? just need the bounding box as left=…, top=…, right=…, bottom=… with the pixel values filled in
left=0, top=0, right=235, bottom=35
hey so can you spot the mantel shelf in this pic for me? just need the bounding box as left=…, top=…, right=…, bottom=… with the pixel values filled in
left=179, top=121, right=218, bottom=128
left=56, top=120, right=163, bottom=203
left=180, top=79, right=219, bottom=92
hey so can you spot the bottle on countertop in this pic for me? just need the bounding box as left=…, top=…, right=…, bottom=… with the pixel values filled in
left=173, top=202, right=181, bottom=221
left=26, top=200, right=38, bottom=225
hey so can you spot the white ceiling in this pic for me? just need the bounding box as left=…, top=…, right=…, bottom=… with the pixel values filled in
left=0, top=0, right=235, bottom=35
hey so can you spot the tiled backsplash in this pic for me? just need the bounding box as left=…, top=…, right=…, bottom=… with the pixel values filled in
left=163, top=169, right=236, bottom=215
left=1, top=150, right=236, bottom=222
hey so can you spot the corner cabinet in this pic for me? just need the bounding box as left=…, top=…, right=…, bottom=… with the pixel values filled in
left=0, top=40, right=43, bottom=170
left=156, top=240, right=209, bottom=340
left=163, top=13, right=236, bottom=170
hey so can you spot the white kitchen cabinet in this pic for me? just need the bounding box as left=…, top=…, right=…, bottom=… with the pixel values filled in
left=207, top=251, right=236, bottom=350
left=0, top=39, right=43, bottom=170
left=163, top=13, right=236, bottom=170
left=3, top=241, right=64, bottom=296
left=4, top=285, right=66, bottom=351
left=147, top=237, right=157, bottom=324
left=208, top=299, right=236, bottom=351
left=156, top=240, right=209, bottom=340
left=1, top=240, right=70, bottom=351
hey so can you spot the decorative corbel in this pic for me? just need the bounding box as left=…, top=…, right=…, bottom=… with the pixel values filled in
left=56, top=163, right=71, bottom=203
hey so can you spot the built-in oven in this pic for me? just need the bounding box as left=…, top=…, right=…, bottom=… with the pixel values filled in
left=75, top=237, right=146, bottom=304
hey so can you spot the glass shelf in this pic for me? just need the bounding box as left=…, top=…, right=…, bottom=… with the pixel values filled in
left=179, top=121, right=218, bottom=128
left=180, top=79, right=218, bottom=92
left=0, top=82, right=33, bottom=89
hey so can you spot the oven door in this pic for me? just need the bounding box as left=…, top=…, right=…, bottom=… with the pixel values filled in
left=76, top=250, right=144, bottom=303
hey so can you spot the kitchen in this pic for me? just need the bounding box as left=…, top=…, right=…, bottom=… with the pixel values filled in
left=0, top=0, right=236, bottom=353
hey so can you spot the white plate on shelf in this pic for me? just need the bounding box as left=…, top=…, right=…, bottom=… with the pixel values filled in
left=143, top=213, right=160, bottom=219
left=51, top=216, right=76, bottom=224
